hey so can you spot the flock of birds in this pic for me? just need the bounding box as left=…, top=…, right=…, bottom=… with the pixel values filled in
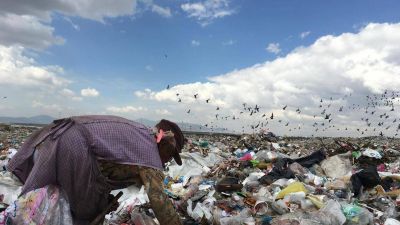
left=166, top=84, right=400, bottom=137
left=3, top=84, right=399, bottom=137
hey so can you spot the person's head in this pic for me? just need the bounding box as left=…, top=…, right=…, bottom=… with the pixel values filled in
left=155, top=119, right=184, bottom=166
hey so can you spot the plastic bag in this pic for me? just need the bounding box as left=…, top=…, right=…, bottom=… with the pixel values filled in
left=362, top=148, right=382, bottom=159
left=276, top=182, right=308, bottom=199
left=319, top=200, right=346, bottom=225
left=0, top=185, right=73, bottom=225
left=385, top=218, right=400, bottom=225
left=321, top=155, right=352, bottom=179
left=341, top=203, right=373, bottom=225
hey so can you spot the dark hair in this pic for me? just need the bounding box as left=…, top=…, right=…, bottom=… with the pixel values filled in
left=155, top=119, right=184, bottom=153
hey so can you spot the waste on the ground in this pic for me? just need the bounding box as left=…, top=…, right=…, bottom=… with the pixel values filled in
left=1, top=125, right=400, bottom=224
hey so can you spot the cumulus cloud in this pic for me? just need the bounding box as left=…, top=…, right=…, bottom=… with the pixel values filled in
left=0, top=0, right=164, bottom=51
left=107, top=105, right=147, bottom=113
left=266, top=42, right=281, bottom=54
left=32, top=100, right=62, bottom=111
left=59, top=88, right=83, bottom=101
left=134, top=88, right=155, bottom=98
left=300, top=31, right=311, bottom=39
left=156, top=109, right=172, bottom=115
left=137, top=23, right=400, bottom=135
left=81, top=88, right=100, bottom=97
left=0, top=0, right=138, bottom=22
left=0, top=13, right=65, bottom=50
left=181, top=0, right=235, bottom=26
left=191, top=40, right=200, bottom=46
left=0, top=45, right=69, bottom=88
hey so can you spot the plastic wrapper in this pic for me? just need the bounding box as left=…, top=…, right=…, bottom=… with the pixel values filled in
left=362, top=148, right=382, bottom=159
left=276, top=182, right=308, bottom=199
left=341, top=202, right=373, bottom=225
left=319, top=200, right=346, bottom=225
left=385, top=218, right=400, bottom=225
left=321, top=155, right=352, bottom=179
left=0, top=185, right=73, bottom=225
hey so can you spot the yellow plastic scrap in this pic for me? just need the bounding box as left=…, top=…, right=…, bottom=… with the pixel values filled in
left=306, top=194, right=324, bottom=209
left=276, top=182, right=308, bottom=199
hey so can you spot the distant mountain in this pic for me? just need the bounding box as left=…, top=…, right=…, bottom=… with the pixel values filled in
left=135, top=118, right=157, bottom=127
left=0, top=115, right=230, bottom=133
left=0, top=115, right=56, bottom=125
left=135, top=118, right=229, bottom=133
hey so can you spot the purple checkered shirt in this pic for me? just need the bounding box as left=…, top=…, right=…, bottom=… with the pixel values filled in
left=7, top=115, right=163, bottom=224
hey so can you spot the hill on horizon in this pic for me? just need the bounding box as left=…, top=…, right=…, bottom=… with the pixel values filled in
left=0, top=115, right=230, bottom=133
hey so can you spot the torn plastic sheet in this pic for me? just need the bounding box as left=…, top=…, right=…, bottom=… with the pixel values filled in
left=0, top=171, right=22, bottom=205
left=167, top=152, right=223, bottom=178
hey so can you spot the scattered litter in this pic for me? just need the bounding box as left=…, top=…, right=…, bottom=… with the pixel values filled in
left=1, top=126, right=400, bottom=224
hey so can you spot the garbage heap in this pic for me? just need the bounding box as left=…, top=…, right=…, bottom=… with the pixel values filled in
left=106, top=132, right=400, bottom=225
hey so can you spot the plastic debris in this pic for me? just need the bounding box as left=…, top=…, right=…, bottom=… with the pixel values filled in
left=2, top=127, right=400, bottom=225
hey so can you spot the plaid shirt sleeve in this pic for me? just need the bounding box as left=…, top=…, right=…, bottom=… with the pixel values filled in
left=138, top=166, right=183, bottom=225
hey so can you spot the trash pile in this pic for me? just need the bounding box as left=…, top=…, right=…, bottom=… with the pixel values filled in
left=1, top=125, right=400, bottom=225
left=108, top=131, right=400, bottom=225
left=0, top=125, right=37, bottom=213
left=0, top=125, right=38, bottom=167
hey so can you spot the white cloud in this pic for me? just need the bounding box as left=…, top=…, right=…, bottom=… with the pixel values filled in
left=191, top=40, right=200, bottom=46
left=0, top=45, right=69, bottom=88
left=222, top=39, right=235, bottom=46
left=143, top=23, right=400, bottom=135
left=0, top=0, right=154, bottom=51
left=106, top=105, right=147, bottom=113
left=300, top=31, right=311, bottom=39
left=151, top=4, right=172, bottom=18
left=134, top=88, right=155, bottom=98
left=32, top=100, right=62, bottom=111
left=81, top=88, right=100, bottom=97
left=266, top=42, right=281, bottom=54
left=60, top=88, right=83, bottom=101
left=0, top=0, right=138, bottom=22
left=0, top=13, right=65, bottom=50
left=156, top=109, right=172, bottom=115
left=181, top=0, right=235, bottom=26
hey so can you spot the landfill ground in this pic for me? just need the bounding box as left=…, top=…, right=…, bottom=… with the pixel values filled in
left=1, top=125, right=400, bottom=225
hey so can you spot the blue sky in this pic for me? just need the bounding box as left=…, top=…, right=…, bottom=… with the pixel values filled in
left=41, top=0, right=400, bottom=89
left=1, top=0, right=400, bottom=136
